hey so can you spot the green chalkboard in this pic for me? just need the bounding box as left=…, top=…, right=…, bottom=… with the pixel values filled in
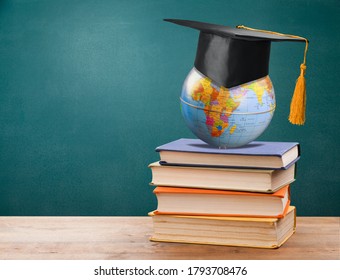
left=0, top=0, right=339, bottom=216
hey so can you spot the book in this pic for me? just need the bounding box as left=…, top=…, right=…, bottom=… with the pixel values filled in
left=156, top=138, right=300, bottom=170
left=153, top=185, right=290, bottom=218
left=149, top=206, right=296, bottom=249
left=149, top=161, right=296, bottom=193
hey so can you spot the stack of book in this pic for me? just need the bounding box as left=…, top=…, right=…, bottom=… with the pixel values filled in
left=148, top=138, right=300, bottom=249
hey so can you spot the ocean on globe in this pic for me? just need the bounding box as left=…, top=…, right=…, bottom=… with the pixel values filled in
left=180, top=68, right=276, bottom=148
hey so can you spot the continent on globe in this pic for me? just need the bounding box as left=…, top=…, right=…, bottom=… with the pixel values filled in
left=191, top=77, right=240, bottom=137
left=242, top=76, right=274, bottom=105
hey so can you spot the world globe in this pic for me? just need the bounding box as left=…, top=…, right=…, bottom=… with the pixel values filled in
left=180, top=68, right=276, bottom=148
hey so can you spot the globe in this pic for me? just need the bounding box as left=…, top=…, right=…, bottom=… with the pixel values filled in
left=180, top=68, right=276, bottom=148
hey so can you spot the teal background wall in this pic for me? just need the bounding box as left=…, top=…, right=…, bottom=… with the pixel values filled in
left=0, top=0, right=339, bottom=216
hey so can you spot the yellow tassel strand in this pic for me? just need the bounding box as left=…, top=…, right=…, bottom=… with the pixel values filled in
left=289, top=40, right=308, bottom=125
left=236, top=25, right=309, bottom=125
left=289, top=63, right=307, bottom=125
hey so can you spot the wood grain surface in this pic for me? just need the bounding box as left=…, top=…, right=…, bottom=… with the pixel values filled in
left=0, top=216, right=339, bottom=260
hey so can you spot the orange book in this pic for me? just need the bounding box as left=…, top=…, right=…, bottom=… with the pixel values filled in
left=153, top=185, right=290, bottom=218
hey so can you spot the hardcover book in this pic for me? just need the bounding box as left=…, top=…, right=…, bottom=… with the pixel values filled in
left=149, top=206, right=296, bottom=249
left=149, top=161, right=296, bottom=193
left=156, top=138, right=300, bottom=169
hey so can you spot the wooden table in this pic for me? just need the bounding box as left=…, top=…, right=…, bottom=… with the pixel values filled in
left=0, top=216, right=339, bottom=260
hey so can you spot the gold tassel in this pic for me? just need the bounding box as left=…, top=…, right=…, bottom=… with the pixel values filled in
left=289, top=63, right=307, bottom=125
left=237, top=25, right=309, bottom=125
left=289, top=39, right=308, bottom=125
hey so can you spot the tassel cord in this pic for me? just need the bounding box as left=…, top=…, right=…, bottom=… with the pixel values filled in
left=237, top=25, right=308, bottom=125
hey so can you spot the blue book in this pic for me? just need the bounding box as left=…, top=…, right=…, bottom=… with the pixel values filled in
left=155, top=138, right=300, bottom=170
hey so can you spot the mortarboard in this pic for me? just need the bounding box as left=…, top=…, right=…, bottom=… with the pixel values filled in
left=164, top=19, right=309, bottom=125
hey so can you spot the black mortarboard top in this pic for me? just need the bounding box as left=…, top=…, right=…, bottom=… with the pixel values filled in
left=164, top=19, right=309, bottom=125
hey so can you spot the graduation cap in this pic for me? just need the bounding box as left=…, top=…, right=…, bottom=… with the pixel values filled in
left=164, top=19, right=309, bottom=125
